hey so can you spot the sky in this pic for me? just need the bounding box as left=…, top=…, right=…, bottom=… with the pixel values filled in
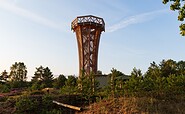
left=0, top=0, right=185, bottom=80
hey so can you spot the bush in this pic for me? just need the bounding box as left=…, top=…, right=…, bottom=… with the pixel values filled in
left=15, top=96, right=40, bottom=113
left=0, top=84, right=10, bottom=93
left=31, top=82, right=41, bottom=90
left=9, top=81, right=28, bottom=88
left=15, top=95, right=63, bottom=114
left=60, top=86, right=78, bottom=95
left=41, top=109, right=63, bottom=114
left=42, top=95, right=53, bottom=110
left=0, top=96, right=7, bottom=102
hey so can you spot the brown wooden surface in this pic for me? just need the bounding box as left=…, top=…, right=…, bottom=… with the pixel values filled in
left=71, top=15, right=105, bottom=76
left=53, top=100, right=82, bottom=111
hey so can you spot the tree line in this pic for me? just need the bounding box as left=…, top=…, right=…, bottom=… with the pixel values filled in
left=0, top=62, right=78, bottom=92
left=109, top=59, right=185, bottom=97
left=1, top=59, right=185, bottom=97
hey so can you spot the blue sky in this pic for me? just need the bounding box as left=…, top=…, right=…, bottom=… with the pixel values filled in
left=0, top=0, right=185, bottom=80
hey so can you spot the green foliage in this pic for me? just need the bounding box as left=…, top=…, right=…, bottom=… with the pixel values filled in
left=166, top=74, right=185, bottom=94
left=32, top=66, right=45, bottom=82
left=162, top=0, right=185, bottom=36
left=2, top=59, right=185, bottom=113
left=176, top=60, right=185, bottom=75
left=131, top=67, right=142, bottom=78
left=160, top=59, right=177, bottom=77
left=65, top=75, right=77, bottom=87
left=78, top=70, right=100, bottom=95
left=97, top=86, right=111, bottom=99
left=42, top=67, right=54, bottom=87
left=145, top=61, right=161, bottom=79
left=31, top=81, right=41, bottom=90
left=32, top=66, right=54, bottom=89
left=9, top=62, right=27, bottom=82
left=146, top=59, right=185, bottom=78
left=0, top=84, right=10, bottom=93
left=78, top=76, right=92, bottom=95
left=59, top=75, right=78, bottom=95
left=0, top=70, right=9, bottom=83
left=124, top=59, right=185, bottom=96
left=180, top=24, right=185, bottom=35
left=78, top=73, right=93, bottom=96
left=0, top=96, right=8, bottom=102
left=9, top=81, right=28, bottom=88
left=53, top=74, right=67, bottom=89
left=15, top=96, right=40, bottom=113
left=42, top=95, right=53, bottom=110
left=60, top=86, right=78, bottom=95
left=108, top=68, right=126, bottom=97
left=77, top=72, right=100, bottom=104
left=124, top=73, right=143, bottom=94
left=15, top=95, right=61, bottom=114
left=41, top=109, right=63, bottom=114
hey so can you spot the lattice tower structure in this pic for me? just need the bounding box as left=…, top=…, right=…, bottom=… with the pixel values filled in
left=71, top=15, right=105, bottom=76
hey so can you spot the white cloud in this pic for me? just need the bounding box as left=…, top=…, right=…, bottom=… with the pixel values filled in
left=107, top=9, right=168, bottom=33
left=0, top=0, right=64, bottom=31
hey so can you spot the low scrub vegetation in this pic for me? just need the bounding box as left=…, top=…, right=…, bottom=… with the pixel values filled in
left=1, top=59, right=185, bottom=113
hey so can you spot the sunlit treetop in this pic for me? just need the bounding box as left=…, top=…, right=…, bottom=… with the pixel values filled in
left=163, top=0, right=185, bottom=36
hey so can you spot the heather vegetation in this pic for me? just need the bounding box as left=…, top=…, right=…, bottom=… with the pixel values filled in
left=1, top=59, right=185, bottom=113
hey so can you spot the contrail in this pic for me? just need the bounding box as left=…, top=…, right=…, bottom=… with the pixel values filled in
left=107, top=9, right=168, bottom=32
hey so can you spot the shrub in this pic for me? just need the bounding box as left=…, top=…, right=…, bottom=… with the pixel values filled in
left=60, top=86, right=78, bottom=95
left=9, top=81, right=28, bottom=88
left=42, top=95, right=53, bottom=110
left=41, top=109, right=63, bottom=114
left=31, top=82, right=41, bottom=90
left=0, top=96, right=7, bottom=102
left=15, top=96, right=40, bottom=113
left=0, top=84, right=10, bottom=93
left=15, top=95, right=63, bottom=114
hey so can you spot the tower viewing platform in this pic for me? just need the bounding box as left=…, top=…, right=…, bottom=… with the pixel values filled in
left=71, top=15, right=105, bottom=32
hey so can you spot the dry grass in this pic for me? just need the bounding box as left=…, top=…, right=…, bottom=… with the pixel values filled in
left=76, top=95, right=185, bottom=114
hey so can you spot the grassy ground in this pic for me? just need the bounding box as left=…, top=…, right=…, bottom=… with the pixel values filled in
left=0, top=88, right=86, bottom=114
left=77, top=95, right=185, bottom=114
left=1, top=89, right=185, bottom=114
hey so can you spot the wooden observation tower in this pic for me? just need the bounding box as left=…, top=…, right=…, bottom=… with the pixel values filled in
left=71, top=15, right=105, bottom=76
